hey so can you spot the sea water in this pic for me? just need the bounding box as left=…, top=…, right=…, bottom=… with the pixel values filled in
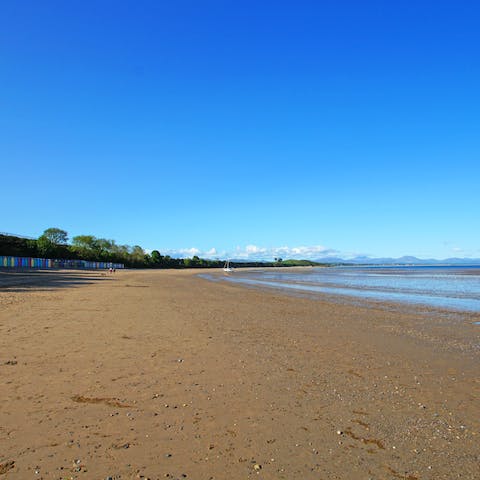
left=215, top=266, right=480, bottom=313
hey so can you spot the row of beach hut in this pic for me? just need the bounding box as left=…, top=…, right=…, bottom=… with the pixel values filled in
left=0, top=256, right=124, bottom=270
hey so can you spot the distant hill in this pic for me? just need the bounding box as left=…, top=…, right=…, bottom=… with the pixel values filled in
left=313, top=255, right=480, bottom=265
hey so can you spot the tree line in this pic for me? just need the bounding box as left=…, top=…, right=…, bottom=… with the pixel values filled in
left=0, top=228, right=324, bottom=269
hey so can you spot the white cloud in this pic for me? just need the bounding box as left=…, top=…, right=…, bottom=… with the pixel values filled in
left=231, top=244, right=339, bottom=260
left=245, top=245, right=260, bottom=253
left=160, top=246, right=225, bottom=259
left=163, top=247, right=201, bottom=258
left=154, top=243, right=355, bottom=261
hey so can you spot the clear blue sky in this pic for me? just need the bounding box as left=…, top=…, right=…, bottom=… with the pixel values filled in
left=1, top=1, right=479, bottom=260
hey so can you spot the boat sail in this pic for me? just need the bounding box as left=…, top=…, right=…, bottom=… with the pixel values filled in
left=223, top=259, right=233, bottom=272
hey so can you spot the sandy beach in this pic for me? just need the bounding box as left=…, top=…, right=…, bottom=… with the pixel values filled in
left=1, top=268, right=479, bottom=480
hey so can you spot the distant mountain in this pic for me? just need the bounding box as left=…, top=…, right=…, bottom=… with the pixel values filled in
left=224, top=256, right=480, bottom=266
left=313, top=255, right=480, bottom=265
left=442, top=257, right=480, bottom=265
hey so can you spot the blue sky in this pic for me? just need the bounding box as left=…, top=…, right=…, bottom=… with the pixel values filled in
left=1, top=1, right=479, bottom=260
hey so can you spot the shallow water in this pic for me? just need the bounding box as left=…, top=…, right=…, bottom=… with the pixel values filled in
left=207, top=266, right=480, bottom=313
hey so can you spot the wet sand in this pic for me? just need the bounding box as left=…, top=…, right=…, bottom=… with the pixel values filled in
left=1, top=269, right=479, bottom=479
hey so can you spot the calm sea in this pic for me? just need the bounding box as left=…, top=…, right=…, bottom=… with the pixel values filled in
left=214, top=266, right=480, bottom=313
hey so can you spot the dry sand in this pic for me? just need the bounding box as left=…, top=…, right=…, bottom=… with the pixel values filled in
left=0, top=268, right=479, bottom=480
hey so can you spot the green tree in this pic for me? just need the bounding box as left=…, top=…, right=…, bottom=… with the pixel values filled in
left=151, top=250, right=163, bottom=265
left=72, top=235, right=97, bottom=249
left=36, top=235, right=55, bottom=257
left=191, top=255, right=202, bottom=267
left=111, top=244, right=130, bottom=261
left=71, top=235, right=97, bottom=257
left=94, top=238, right=116, bottom=260
left=130, top=246, right=145, bottom=265
left=37, top=228, right=68, bottom=257
left=42, top=228, right=68, bottom=245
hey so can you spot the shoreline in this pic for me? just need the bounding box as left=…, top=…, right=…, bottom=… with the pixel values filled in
left=201, top=269, right=480, bottom=331
left=1, top=269, right=479, bottom=479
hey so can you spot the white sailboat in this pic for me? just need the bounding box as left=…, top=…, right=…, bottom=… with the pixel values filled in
left=223, top=259, right=233, bottom=272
